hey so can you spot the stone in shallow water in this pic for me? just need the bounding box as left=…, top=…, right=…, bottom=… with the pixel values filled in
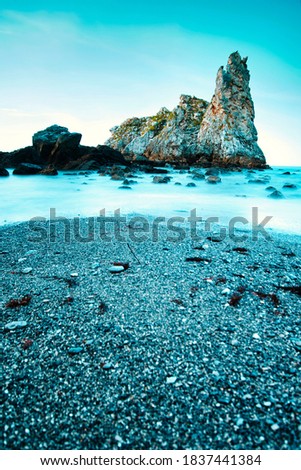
left=206, top=175, right=221, bottom=184
left=268, top=190, right=284, bottom=199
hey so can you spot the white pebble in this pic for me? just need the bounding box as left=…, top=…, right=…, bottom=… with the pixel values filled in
left=222, top=288, right=231, bottom=295
left=252, top=333, right=261, bottom=340
left=22, top=267, right=32, bottom=274
left=109, top=266, right=125, bottom=273
left=166, top=376, right=177, bottom=384
left=271, top=423, right=280, bottom=431
left=70, top=272, right=78, bottom=277
left=263, top=401, right=272, bottom=407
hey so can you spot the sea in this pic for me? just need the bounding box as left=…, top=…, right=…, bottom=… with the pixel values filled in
left=0, top=166, right=300, bottom=236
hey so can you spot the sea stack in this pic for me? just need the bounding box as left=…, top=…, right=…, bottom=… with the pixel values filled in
left=106, top=51, right=266, bottom=168
left=198, top=51, right=265, bottom=167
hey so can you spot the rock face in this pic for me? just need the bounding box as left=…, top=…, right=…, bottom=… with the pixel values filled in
left=106, top=95, right=209, bottom=164
left=198, top=52, right=265, bottom=167
left=106, top=52, right=266, bottom=168
left=1, top=125, right=126, bottom=170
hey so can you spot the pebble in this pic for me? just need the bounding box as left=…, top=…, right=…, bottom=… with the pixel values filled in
left=5, top=321, right=28, bottom=330
left=252, top=333, right=261, bottom=340
left=263, top=401, right=272, bottom=407
left=222, top=288, right=231, bottom=295
left=166, top=376, right=177, bottom=384
left=231, top=339, right=239, bottom=346
left=70, top=272, right=78, bottom=277
left=271, top=423, right=280, bottom=431
left=236, top=417, right=244, bottom=426
left=18, top=258, right=27, bottom=263
left=109, top=266, right=125, bottom=273
left=68, top=347, right=83, bottom=354
left=103, top=362, right=114, bottom=370
left=22, top=267, right=32, bottom=274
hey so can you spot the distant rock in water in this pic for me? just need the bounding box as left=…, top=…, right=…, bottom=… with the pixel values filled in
left=106, top=52, right=266, bottom=168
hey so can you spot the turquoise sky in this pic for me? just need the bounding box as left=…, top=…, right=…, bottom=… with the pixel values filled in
left=0, top=0, right=300, bottom=165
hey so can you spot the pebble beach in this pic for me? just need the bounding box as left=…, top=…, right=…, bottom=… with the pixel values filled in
left=1, top=218, right=300, bottom=450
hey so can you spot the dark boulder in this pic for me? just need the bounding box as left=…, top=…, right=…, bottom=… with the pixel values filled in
left=206, top=175, right=222, bottom=184
left=13, top=163, right=43, bottom=175
left=283, top=183, right=297, bottom=190
left=0, top=166, right=9, bottom=177
left=268, top=190, right=284, bottom=199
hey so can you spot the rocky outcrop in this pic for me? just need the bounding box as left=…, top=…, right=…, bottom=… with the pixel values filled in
left=0, top=146, right=39, bottom=167
left=1, top=125, right=126, bottom=170
left=198, top=52, right=265, bottom=167
left=106, top=95, right=209, bottom=164
left=106, top=52, right=266, bottom=168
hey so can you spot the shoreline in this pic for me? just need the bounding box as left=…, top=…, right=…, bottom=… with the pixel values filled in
left=1, top=219, right=301, bottom=449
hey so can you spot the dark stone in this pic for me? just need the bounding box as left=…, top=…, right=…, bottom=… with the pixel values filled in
left=144, top=168, right=169, bottom=174
left=265, top=186, right=277, bottom=192
left=206, top=175, right=222, bottom=184
left=268, top=190, right=285, bottom=199
left=13, top=163, right=43, bottom=175
left=0, top=166, right=9, bottom=177
left=283, top=183, right=297, bottom=190
left=186, top=182, right=197, bottom=187
left=153, top=176, right=171, bottom=184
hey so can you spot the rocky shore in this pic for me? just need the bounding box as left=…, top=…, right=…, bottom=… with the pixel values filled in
left=1, top=219, right=300, bottom=450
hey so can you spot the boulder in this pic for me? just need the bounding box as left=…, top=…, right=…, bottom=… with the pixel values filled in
left=283, top=183, right=297, bottom=189
left=206, top=175, right=222, bottom=184
left=13, top=163, right=43, bottom=175
left=268, top=190, right=285, bottom=199
left=0, top=166, right=9, bottom=177
left=153, top=176, right=171, bottom=184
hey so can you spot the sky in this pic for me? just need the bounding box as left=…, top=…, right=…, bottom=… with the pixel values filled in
left=0, top=0, right=300, bottom=165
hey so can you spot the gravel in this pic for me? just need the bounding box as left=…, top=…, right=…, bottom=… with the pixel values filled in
left=1, top=219, right=301, bottom=450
